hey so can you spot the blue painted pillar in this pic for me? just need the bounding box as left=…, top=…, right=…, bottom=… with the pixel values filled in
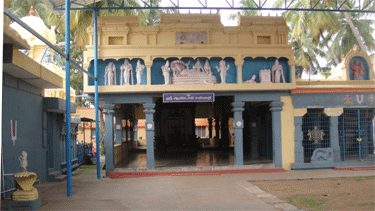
left=133, top=119, right=138, bottom=140
left=93, top=9, right=100, bottom=179
left=232, top=102, right=245, bottom=165
left=65, top=0, right=72, bottom=197
left=330, top=116, right=341, bottom=162
left=143, top=103, right=155, bottom=168
left=270, top=101, right=284, bottom=168
left=103, top=104, right=115, bottom=175
left=114, top=112, right=122, bottom=145
left=294, top=116, right=304, bottom=163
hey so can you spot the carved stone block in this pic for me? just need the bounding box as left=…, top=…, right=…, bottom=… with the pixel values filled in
left=311, top=148, right=334, bottom=163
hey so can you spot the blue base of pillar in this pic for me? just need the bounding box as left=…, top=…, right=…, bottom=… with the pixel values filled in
left=9, top=198, right=41, bottom=211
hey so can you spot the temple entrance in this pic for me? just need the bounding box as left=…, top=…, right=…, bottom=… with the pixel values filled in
left=114, top=97, right=274, bottom=169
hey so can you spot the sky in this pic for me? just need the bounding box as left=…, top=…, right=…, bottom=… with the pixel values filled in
left=159, top=0, right=284, bottom=26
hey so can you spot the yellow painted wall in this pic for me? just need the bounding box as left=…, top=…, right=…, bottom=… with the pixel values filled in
left=83, top=13, right=295, bottom=94
left=280, top=96, right=295, bottom=170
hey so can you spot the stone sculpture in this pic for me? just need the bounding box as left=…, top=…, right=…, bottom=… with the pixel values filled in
left=11, top=151, right=39, bottom=202
left=120, top=59, right=133, bottom=85
left=104, top=62, right=117, bottom=85
left=193, top=60, right=205, bottom=72
left=19, top=151, right=28, bottom=172
left=259, top=68, right=272, bottom=83
left=244, top=75, right=257, bottom=83
left=204, top=59, right=212, bottom=76
left=162, top=60, right=171, bottom=84
left=170, top=59, right=217, bottom=85
left=136, top=60, right=145, bottom=85
left=216, top=59, right=229, bottom=84
left=311, top=148, right=333, bottom=163
left=272, top=59, right=285, bottom=83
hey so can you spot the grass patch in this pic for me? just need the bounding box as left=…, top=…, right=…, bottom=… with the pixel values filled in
left=79, top=165, right=97, bottom=171
left=338, top=176, right=374, bottom=181
left=287, top=194, right=328, bottom=210
left=300, top=198, right=327, bottom=208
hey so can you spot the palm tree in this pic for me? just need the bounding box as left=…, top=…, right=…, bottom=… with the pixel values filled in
left=228, top=0, right=260, bottom=20
left=273, top=0, right=374, bottom=70
left=8, top=0, right=55, bottom=27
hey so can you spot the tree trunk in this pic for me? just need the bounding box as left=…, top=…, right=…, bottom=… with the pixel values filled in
left=320, top=33, right=340, bottom=65
left=337, top=0, right=367, bottom=52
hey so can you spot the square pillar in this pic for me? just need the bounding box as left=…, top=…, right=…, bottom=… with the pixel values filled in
left=103, top=104, right=115, bottom=175
left=330, top=116, right=341, bottom=162
left=114, top=111, right=122, bottom=145
left=215, top=116, right=220, bottom=139
left=294, top=116, right=304, bottom=163
left=232, top=102, right=245, bottom=165
left=144, top=103, right=155, bottom=168
left=125, top=118, right=129, bottom=141
left=133, top=119, right=138, bottom=140
left=270, top=101, right=284, bottom=168
left=208, top=118, right=213, bottom=138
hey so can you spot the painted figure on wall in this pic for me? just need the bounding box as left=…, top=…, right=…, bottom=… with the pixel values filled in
left=104, top=62, right=117, bottom=85
left=136, top=60, right=145, bottom=85
left=216, top=59, right=229, bottom=84
left=350, top=60, right=365, bottom=80
left=204, top=59, right=212, bottom=76
left=120, top=59, right=133, bottom=85
left=272, top=59, right=285, bottom=83
left=162, top=60, right=171, bottom=84
left=19, top=151, right=28, bottom=172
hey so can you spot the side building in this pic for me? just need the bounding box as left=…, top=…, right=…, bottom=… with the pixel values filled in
left=2, top=4, right=80, bottom=197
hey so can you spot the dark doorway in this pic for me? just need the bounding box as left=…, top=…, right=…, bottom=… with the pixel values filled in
left=243, top=102, right=273, bottom=162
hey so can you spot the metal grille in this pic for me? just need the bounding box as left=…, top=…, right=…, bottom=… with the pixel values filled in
left=302, top=109, right=330, bottom=162
left=339, top=109, right=374, bottom=161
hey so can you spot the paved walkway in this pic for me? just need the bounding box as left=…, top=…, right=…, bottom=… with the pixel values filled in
left=5, top=168, right=375, bottom=210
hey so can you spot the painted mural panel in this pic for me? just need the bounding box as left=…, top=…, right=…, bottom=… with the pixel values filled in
left=242, top=57, right=290, bottom=83
left=292, top=93, right=375, bottom=108
left=151, top=57, right=237, bottom=85
left=349, top=56, right=370, bottom=80
left=88, top=58, right=147, bottom=86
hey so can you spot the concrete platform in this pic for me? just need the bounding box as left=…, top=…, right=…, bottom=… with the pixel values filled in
left=2, top=167, right=373, bottom=211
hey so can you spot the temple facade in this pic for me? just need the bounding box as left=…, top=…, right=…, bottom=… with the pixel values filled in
left=83, top=12, right=374, bottom=174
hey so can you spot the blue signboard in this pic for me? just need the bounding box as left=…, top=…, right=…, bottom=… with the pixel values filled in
left=163, top=93, right=215, bottom=103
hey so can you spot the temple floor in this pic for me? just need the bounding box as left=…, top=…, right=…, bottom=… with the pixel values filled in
left=115, top=147, right=273, bottom=170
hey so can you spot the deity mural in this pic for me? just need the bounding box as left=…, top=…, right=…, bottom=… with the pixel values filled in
left=120, top=59, right=133, bottom=85
left=272, top=59, right=285, bottom=83
left=162, top=60, right=171, bottom=85
left=204, top=59, right=212, bottom=76
left=136, top=60, right=145, bottom=85
left=350, top=60, right=365, bottom=80
left=169, top=59, right=217, bottom=85
left=104, top=62, right=117, bottom=85
left=216, top=59, right=229, bottom=84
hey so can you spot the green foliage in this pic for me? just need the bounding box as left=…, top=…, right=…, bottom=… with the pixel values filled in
left=272, top=0, right=375, bottom=75
left=228, top=0, right=260, bottom=20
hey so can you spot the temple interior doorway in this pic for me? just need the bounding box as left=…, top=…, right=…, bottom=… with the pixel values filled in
left=243, top=102, right=273, bottom=162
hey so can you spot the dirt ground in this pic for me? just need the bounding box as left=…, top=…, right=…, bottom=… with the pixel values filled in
left=252, top=176, right=375, bottom=211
